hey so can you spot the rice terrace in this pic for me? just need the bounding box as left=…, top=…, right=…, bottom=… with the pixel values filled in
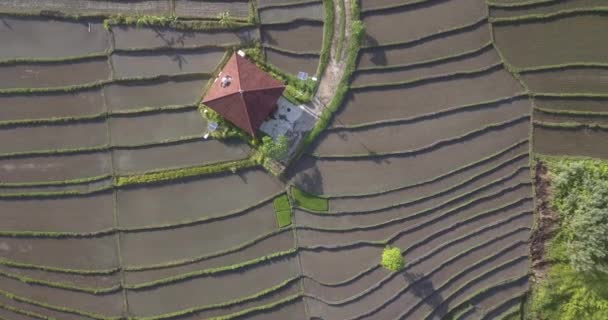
left=0, top=0, right=607, bottom=319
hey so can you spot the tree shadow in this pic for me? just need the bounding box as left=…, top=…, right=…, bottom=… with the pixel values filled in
left=364, top=34, right=387, bottom=66
left=0, top=17, right=13, bottom=30
left=288, top=157, right=324, bottom=195
left=153, top=28, right=194, bottom=47
left=170, top=53, right=187, bottom=70
left=402, top=271, right=447, bottom=317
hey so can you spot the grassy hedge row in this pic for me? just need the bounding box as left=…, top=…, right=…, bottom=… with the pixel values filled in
left=357, top=41, right=493, bottom=72
left=0, top=72, right=210, bottom=95
left=533, top=120, right=608, bottom=130
left=290, top=186, right=329, bottom=212
left=0, top=173, right=110, bottom=188
left=362, top=17, right=487, bottom=49
left=262, top=44, right=320, bottom=57
left=534, top=106, right=608, bottom=117
left=515, top=62, right=608, bottom=74
left=316, top=0, right=335, bottom=87
left=311, top=115, right=529, bottom=159
left=0, top=184, right=112, bottom=199
left=103, top=15, right=254, bottom=31
left=0, top=303, right=55, bottom=320
left=258, top=0, right=322, bottom=9
left=137, top=277, right=301, bottom=320
left=490, top=7, right=608, bottom=24
left=324, top=139, right=528, bottom=198
left=335, top=0, right=346, bottom=59
left=350, top=62, right=503, bottom=90
left=0, top=258, right=118, bottom=275
left=274, top=194, right=293, bottom=227
left=486, top=0, right=557, bottom=8
left=0, top=269, right=120, bottom=294
left=115, top=158, right=256, bottom=186
left=126, top=249, right=297, bottom=290
left=0, top=51, right=108, bottom=65
left=361, top=0, right=431, bottom=14
left=289, top=1, right=365, bottom=165
left=533, top=92, right=608, bottom=98
left=209, top=294, right=302, bottom=320
left=329, top=94, right=525, bottom=130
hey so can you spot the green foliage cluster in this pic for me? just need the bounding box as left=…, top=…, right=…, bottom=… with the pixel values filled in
left=273, top=194, right=293, bottom=228
left=199, top=106, right=253, bottom=143
left=528, top=159, right=608, bottom=320
left=291, top=186, right=329, bottom=212
left=260, top=135, right=289, bottom=161
left=381, top=246, right=404, bottom=272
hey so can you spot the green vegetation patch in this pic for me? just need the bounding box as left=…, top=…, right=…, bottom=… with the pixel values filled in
left=273, top=194, right=293, bottom=228
left=528, top=158, right=608, bottom=320
left=291, top=186, right=329, bottom=212
left=381, top=246, right=404, bottom=272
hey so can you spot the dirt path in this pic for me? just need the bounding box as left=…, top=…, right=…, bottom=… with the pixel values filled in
left=304, top=0, right=354, bottom=118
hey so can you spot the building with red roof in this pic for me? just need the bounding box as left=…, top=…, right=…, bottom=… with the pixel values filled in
left=202, top=52, right=286, bottom=136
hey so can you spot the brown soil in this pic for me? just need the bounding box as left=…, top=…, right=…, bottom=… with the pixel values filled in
left=261, top=22, right=324, bottom=52
left=522, top=67, right=608, bottom=94
left=534, top=126, right=608, bottom=159
left=0, top=90, right=104, bottom=121
left=265, top=48, right=320, bottom=75
left=530, top=161, right=559, bottom=281
left=0, top=59, right=110, bottom=89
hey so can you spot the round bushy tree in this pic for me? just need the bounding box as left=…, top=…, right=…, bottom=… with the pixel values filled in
left=381, top=246, right=404, bottom=272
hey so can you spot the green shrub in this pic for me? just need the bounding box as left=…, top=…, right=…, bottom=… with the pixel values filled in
left=381, top=246, right=404, bottom=272
left=291, top=186, right=328, bottom=212
left=273, top=194, right=292, bottom=228
left=260, top=135, right=289, bottom=161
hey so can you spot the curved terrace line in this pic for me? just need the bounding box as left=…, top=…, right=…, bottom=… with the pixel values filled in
left=0, top=174, right=111, bottom=188
left=262, top=44, right=321, bottom=57
left=489, top=6, right=608, bottom=24
left=0, top=302, right=58, bottom=320
left=534, top=106, right=608, bottom=117
left=311, top=115, right=529, bottom=159
left=0, top=268, right=121, bottom=295
left=533, top=120, right=608, bottom=130
left=320, top=139, right=528, bottom=198
left=486, top=0, right=560, bottom=8
left=514, top=62, right=608, bottom=74
left=306, top=159, right=529, bottom=215
left=361, top=0, right=441, bottom=15
left=258, top=0, right=322, bottom=10
left=477, top=293, right=526, bottom=319
left=301, top=214, right=530, bottom=307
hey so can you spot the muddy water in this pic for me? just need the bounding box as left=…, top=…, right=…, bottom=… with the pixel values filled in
left=126, top=256, right=299, bottom=316
left=490, top=0, right=606, bottom=18
left=261, top=21, right=324, bottom=52
left=257, top=0, right=316, bottom=7
left=361, top=0, right=416, bottom=11
left=113, top=138, right=249, bottom=174
left=109, top=109, right=204, bottom=146
left=521, top=67, right=608, bottom=93
left=0, top=120, right=108, bottom=155
left=337, top=68, right=524, bottom=125
left=0, top=90, right=104, bottom=121
left=0, top=152, right=111, bottom=183
left=259, top=2, right=324, bottom=23
left=104, top=77, right=207, bottom=111
left=315, top=98, right=529, bottom=155
left=120, top=202, right=277, bottom=265
left=0, top=17, right=108, bottom=59
left=117, top=168, right=284, bottom=227
left=290, top=120, right=529, bottom=195
left=357, top=22, right=490, bottom=69
left=363, top=0, right=487, bottom=45
left=494, top=15, right=608, bottom=68
left=175, top=0, right=250, bottom=18
left=534, top=109, right=608, bottom=125
left=535, top=126, right=608, bottom=159
left=0, top=58, right=109, bottom=89
left=124, top=230, right=294, bottom=284
left=111, top=48, right=225, bottom=78
left=0, top=193, right=114, bottom=232
left=0, top=234, right=118, bottom=269
left=113, top=26, right=257, bottom=49
left=265, top=48, right=319, bottom=75
left=352, top=47, right=500, bottom=87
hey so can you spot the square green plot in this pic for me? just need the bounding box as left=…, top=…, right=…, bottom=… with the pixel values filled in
left=273, top=194, right=292, bottom=228
left=291, top=186, right=328, bottom=212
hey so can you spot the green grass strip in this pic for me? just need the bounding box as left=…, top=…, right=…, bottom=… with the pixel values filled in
left=486, top=0, right=558, bottom=8
left=0, top=258, right=119, bottom=275
left=534, top=106, right=608, bottom=117
left=532, top=92, right=608, bottom=98
left=0, top=51, right=109, bottom=66
left=274, top=194, right=293, bottom=227
left=533, top=120, right=608, bottom=130
left=362, top=0, right=434, bottom=14
left=324, top=139, right=528, bottom=198
left=0, top=288, right=120, bottom=320
left=0, top=269, right=121, bottom=294
left=312, top=115, right=529, bottom=159
left=208, top=294, right=302, bottom=320
left=0, top=173, right=111, bottom=188
left=0, top=227, right=115, bottom=238
left=329, top=94, right=525, bottom=130
left=351, top=62, right=503, bottom=90
left=126, top=249, right=296, bottom=290
left=262, top=43, right=320, bottom=57
left=0, top=185, right=112, bottom=199
left=515, top=62, right=608, bottom=73
left=137, top=277, right=300, bottom=320
left=291, top=186, right=329, bottom=212
left=115, top=158, right=257, bottom=186
left=335, top=0, right=346, bottom=59
left=0, top=303, right=59, bottom=320
left=490, top=7, right=608, bottom=24
left=317, top=0, right=335, bottom=83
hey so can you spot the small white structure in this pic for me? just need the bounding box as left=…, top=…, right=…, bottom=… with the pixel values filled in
left=237, top=50, right=246, bottom=57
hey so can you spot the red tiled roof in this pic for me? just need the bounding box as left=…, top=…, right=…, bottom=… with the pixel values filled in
left=203, top=53, right=285, bottom=136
